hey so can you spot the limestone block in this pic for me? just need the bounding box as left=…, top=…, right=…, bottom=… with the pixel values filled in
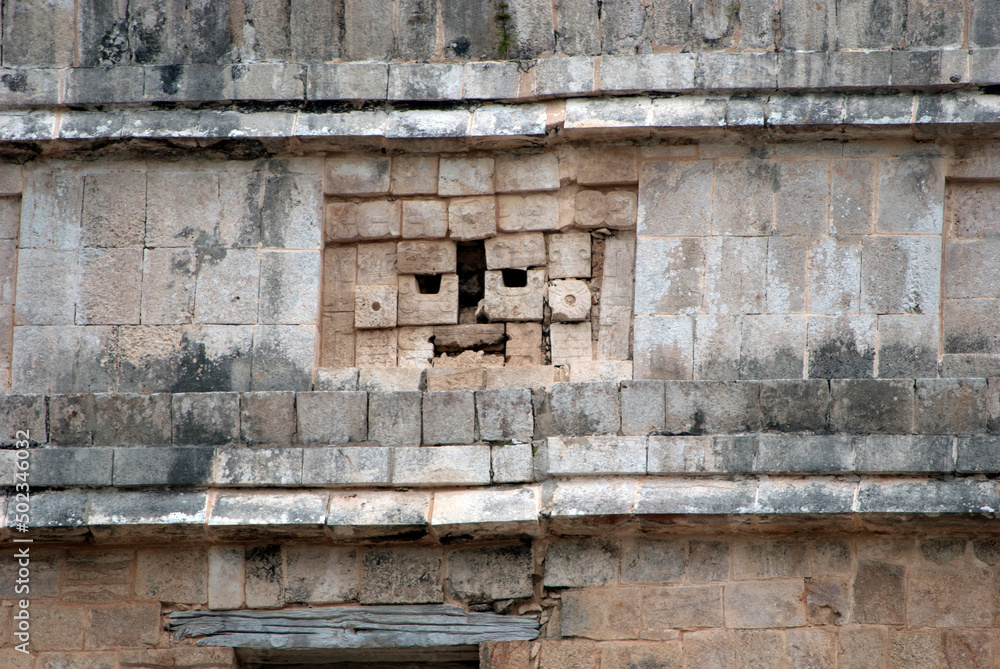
left=634, top=237, right=704, bottom=315
left=739, top=314, right=806, bottom=380
left=765, top=236, right=808, bottom=314
left=806, top=315, right=877, bottom=379
left=355, top=328, right=398, bottom=366
left=259, top=251, right=321, bottom=325
left=343, top=0, right=394, bottom=59
left=712, top=160, right=775, bottom=236
left=0, top=196, right=19, bottom=241
left=495, top=153, right=560, bottom=192
left=93, top=393, right=172, bottom=446
left=369, top=391, right=421, bottom=445
left=442, top=1, right=502, bottom=59
left=359, top=367, right=424, bottom=391
left=508, top=0, right=556, bottom=56
left=137, top=547, right=207, bottom=604
left=302, top=446, right=391, bottom=485
left=548, top=231, right=591, bottom=279
left=876, top=156, right=943, bottom=234
left=398, top=326, right=434, bottom=368
left=703, top=237, right=767, bottom=315
left=86, top=602, right=162, bottom=649
left=16, top=250, right=77, bottom=323
left=285, top=546, right=358, bottom=603
left=598, top=305, right=632, bottom=361
left=1, top=0, right=74, bottom=66
left=396, top=240, right=457, bottom=274
left=949, top=181, right=1000, bottom=238
left=194, top=249, right=260, bottom=325
left=321, top=312, right=355, bottom=367
left=638, top=161, right=713, bottom=236
left=544, top=538, right=619, bottom=587
left=877, top=314, right=939, bottom=378
left=147, top=171, right=222, bottom=247
left=542, top=436, right=646, bottom=475
left=574, top=190, right=637, bottom=229
left=209, top=547, right=245, bottom=610
left=505, top=322, right=543, bottom=365
left=497, top=193, right=560, bottom=232
left=447, top=544, right=533, bottom=603
left=483, top=269, right=546, bottom=321
left=485, top=232, right=546, bottom=269
left=725, top=580, right=806, bottom=628
left=77, top=248, right=142, bottom=325
left=401, top=200, right=448, bottom=238
left=81, top=170, right=146, bottom=247
left=324, top=245, right=357, bottom=311
left=20, top=166, right=83, bottom=250
left=945, top=238, right=1000, bottom=299
left=476, top=388, right=533, bottom=442
left=356, top=242, right=397, bottom=286
left=448, top=196, right=496, bottom=240
left=398, top=274, right=459, bottom=326
left=360, top=547, right=443, bottom=604
left=569, top=360, right=632, bottom=383
left=633, top=315, right=694, bottom=380
left=863, top=236, right=941, bottom=313
left=259, top=163, right=323, bottom=250
left=807, top=237, right=862, bottom=315
left=172, top=392, right=239, bottom=445
left=578, top=147, right=638, bottom=184
left=434, top=324, right=506, bottom=350
left=492, top=442, right=534, bottom=482
left=392, top=156, right=439, bottom=195
left=239, top=391, right=295, bottom=446
left=388, top=63, right=461, bottom=100
left=141, top=248, right=196, bottom=324
left=325, top=200, right=400, bottom=241
left=250, top=325, right=315, bottom=392
left=327, top=490, right=430, bottom=539
left=549, top=279, right=592, bottom=322
left=439, top=157, right=494, bottom=196
left=422, top=390, right=475, bottom=445
left=325, top=155, right=390, bottom=195
left=393, top=444, right=491, bottom=484
left=355, top=285, right=397, bottom=329
left=831, top=159, right=875, bottom=235
left=434, top=350, right=504, bottom=367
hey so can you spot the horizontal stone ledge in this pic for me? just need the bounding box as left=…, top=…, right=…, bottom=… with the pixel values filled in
left=10, top=92, right=1000, bottom=145
left=1, top=49, right=998, bottom=109
left=3, top=476, right=998, bottom=543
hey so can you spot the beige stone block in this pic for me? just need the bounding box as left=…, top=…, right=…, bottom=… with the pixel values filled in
left=448, top=196, right=497, bottom=240
left=36, top=651, right=117, bottom=669
left=434, top=324, right=506, bottom=350
left=392, top=156, right=439, bottom=195
left=483, top=269, right=546, bottom=321
left=397, top=240, right=457, bottom=274
left=119, top=648, right=236, bottom=668
left=548, top=230, right=592, bottom=278
left=575, top=190, right=637, bottom=229
left=0, top=196, right=20, bottom=240
left=194, top=248, right=260, bottom=325
left=735, top=630, right=789, bottom=669
left=81, top=169, right=146, bottom=247
left=136, top=547, right=207, bottom=604
left=733, top=540, right=809, bottom=579
left=285, top=546, right=358, bottom=603
left=486, top=365, right=560, bottom=388
left=355, top=284, right=398, bottom=329
left=325, top=155, right=390, bottom=195
left=562, top=587, right=641, bottom=640
left=63, top=550, right=132, bottom=601
left=485, top=232, right=546, bottom=269
left=601, top=236, right=636, bottom=307
left=549, top=279, right=591, bottom=321
left=681, top=629, right=735, bottom=669
left=481, top=641, right=531, bottom=669
left=141, top=248, right=196, bottom=324
left=725, top=580, right=806, bottom=628
left=495, top=153, right=560, bottom=192
left=551, top=321, right=593, bottom=366
left=147, top=172, right=222, bottom=247
left=359, top=367, right=424, bottom=391
left=426, top=367, right=485, bottom=390
left=0, top=164, right=22, bottom=196
left=908, top=564, right=994, bottom=627
left=497, top=193, right=561, bottom=232
left=569, top=360, right=632, bottom=382
left=600, top=642, right=681, bottom=668
left=356, top=328, right=397, bottom=366
left=356, top=241, right=397, bottom=286
left=889, top=630, right=946, bottom=669
left=598, top=305, right=632, bottom=361
left=398, top=326, right=435, bottom=368
left=324, top=245, right=357, bottom=311
left=209, top=546, right=245, bottom=610
left=398, top=274, right=459, bottom=326
left=578, top=146, right=638, bottom=184
left=78, top=248, right=142, bottom=325
left=538, top=640, right=598, bottom=669
left=322, top=312, right=355, bottom=367
left=31, top=602, right=86, bottom=650
left=506, top=322, right=543, bottom=365
left=84, top=602, right=160, bottom=649
left=325, top=200, right=400, bottom=241
left=439, top=156, right=495, bottom=196
left=401, top=199, right=448, bottom=238
left=838, top=626, right=888, bottom=669
left=642, top=585, right=724, bottom=631
left=434, top=350, right=505, bottom=367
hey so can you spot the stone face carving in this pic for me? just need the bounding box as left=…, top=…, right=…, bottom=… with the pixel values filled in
left=355, top=328, right=398, bottom=366
left=601, top=237, right=636, bottom=307
left=550, top=321, right=593, bottom=366
left=326, top=200, right=401, bottom=241
left=548, top=231, right=591, bottom=278
left=356, top=242, right=397, bottom=285
left=574, top=190, right=637, bottom=229
left=485, top=233, right=547, bottom=269
left=506, top=323, right=542, bottom=365
left=483, top=269, right=546, bottom=322
left=355, top=284, right=398, bottom=329
left=396, top=240, right=457, bottom=275
left=323, top=245, right=357, bottom=311
left=398, top=274, right=459, bottom=326
left=548, top=279, right=591, bottom=321
left=397, top=326, right=434, bottom=367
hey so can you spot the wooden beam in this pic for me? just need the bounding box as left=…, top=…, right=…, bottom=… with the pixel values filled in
left=169, top=605, right=539, bottom=650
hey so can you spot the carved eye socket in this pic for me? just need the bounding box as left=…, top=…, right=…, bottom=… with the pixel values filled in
left=372, top=301, right=382, bottom=312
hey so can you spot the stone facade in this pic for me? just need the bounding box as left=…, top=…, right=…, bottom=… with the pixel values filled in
left=3, top=0, right=1000, bottom=667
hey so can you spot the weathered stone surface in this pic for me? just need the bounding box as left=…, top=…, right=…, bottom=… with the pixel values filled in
left=421, top=390, right=475, bottom=445
left=915, top=378, right=989, bottom=434
left=259, top=251, right=320, bottom=325
left=439, top=157, right=494, bottom=196
left=360, top=547, right=443, bottom=603
left=448, top=196, right=497, bottom=240
left=325, top=155, right=390, bottom=195
left=492, top=442, right=534, bottom=482
left=504, top=323, right=543, bottom=366
left=806, top=315, right=876, bottom=379
left=368, top=391, right=421, bottom=446
left=852, top=559, right=905, bottom=623
left=633, top=315, right=694, bottom=380
left=830, top=379, right=914, bottom=434
left=733, top=540, right=809, bottom=579
left=663, top=381, right=761, bottom=434
left=76, top=248, right=142, bottom=325
left=497, top=193, right=561, bottom=233
left=549, top=279, right=592, bottom=322
left=447, top=543, right=533, bottom=603
left=326, top=200, right=401, bottom=241
left=30, top=447, right=112, bottom=486
left=574, top=190, right=637, bottom=230
left=621, top=380, right=665, bottom=435
left=172, top=392, right=239, bottom=445
left=397, top=240, right=457, bottom=274
left=547, top=382, right=620, bottom=435
left=426, top=367, right=486, bottom=391
left=863, top=236, right=941, bottom=314
left=725, top=580, right=806, bottom=628
left=620, top=538, right=685, bottom=583
left=540, top=436, right=646, bottom=475
left=876, top=156, right=943, bottom=234
left=393, top=444, right=491, bottom=484
left=739, top=314, right=805, bottom=380
left=538, top=640, right=598, bottom=669
left=483, top=269, right=546, bottom=321
left=485, top=232, right=546, bottom=269
left=477, top=388, right=534, bottom=442
left=544, top=538, right=619, bottom=587
left=327, top=490, right=430, bottom=539
left=401, top=199, right=448, bottom=239
left=759, top=379, right=829, bottom=432
left=550, top=321, right=593, bottom=366
left=398, top=274, right=459, bottom=326
left=283, top=546, right=358, bottom=604
left=562, top=587, right=642, bottom=640
left=643, top=585, right=724, bottom=631
left=302, top=446, right=390, bottom=485
left=702, top=237, right=767, bottom=315
left=113, top=446, right=215, bottom=486
left=85, top=602, right=161, bottom=649
left=391, top=156, right=439, bottom=195
left=634, top=237, right=704, bottom=316
left=354, top=284, right=398, bottom=329
left=208, top=546, right=245, bottom=610
left=877, top=314, right=939, bottom=378
left=638, top=161, right=713, bottom=236
left=136, top=547, right=207, bottom=604
left=296, top=391, right=367, bottom=444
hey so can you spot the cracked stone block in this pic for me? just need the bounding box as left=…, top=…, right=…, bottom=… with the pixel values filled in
left=324, top=155, right=390, bottom=195
left=396, top=240, right=457, bottom=274
left=549, top=279, right=592, bottom=322
left=548, top=231, right=592, bottom=279
left=398, top=274, right=459, bottom=326
left=574, top=190, right=637, bottom=230
left=483, top=269, right=546, bottom=321
left=485, top=232, right=546, bottom=269
left=354, top=284, right=398, bottom=329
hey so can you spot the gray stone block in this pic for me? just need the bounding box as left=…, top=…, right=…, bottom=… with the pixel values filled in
left=696, top=53, right=777, bottom=90
left=442, top=0, right=501, bottom=59
left=830, top=380, right=915, bottom=434
left=663, top=381, right=761, bottom=434
left=621, top=380, right=665, bottom=435
left=740, top=315, right=806, bottom=380
left=447, top=544, right=533, bottom=603
left=142, top=64, right=231, bottom=102
left=245, top=544, right=284, bottom=608
left=310, top=63, right=388, bottom=100
left=601, top=53, right=696, bottom=92
left=388, top=64, right=462, bottom=101
left=856, top=479, right=997, bottom=514
left=290, top=0, right=343, bottom=62
left=476, top=389, right=534, bottom=442
left=550, top=478, right=637, bottom=518
left=778, top=0, right=833, bottom=50
left=315, top=368, right=359, bottom=392
left=876, top=315, right=939, bottom=379
left=231, top=63, right=305, bottom=101
left=491, top=442, right=534, bottom=483
left=87, top=490, right=207, bottom=535
left=636, top=479, right=758, bottom=515
left=65, top=66, right=144, bottom=104
left=327, top=490, right=430, bottom=539
left=216, top=448, right=302, bottom=485
left=533, top=57, right=594, bottom=97
left=392, top=445, right=491, bottom=485
left=915, top=379, right=990, bottom=434
left=621, top=538, right=686, bottom=583
left=15, top=249, right=78, bottom=325
left=11, top=490, right=87, bottom=541
left=13, top=325, right=119, bottom=395
left=342, top=0, right=394, bottom=59
left=240, top=391, right=295, bottom=447
left=555, top=0, right=599, bottom=54
left=30, top=447, right=113, bottom=486
left=945, top=239, right=1000, bottom=299
left=369, top=391, right=422, bottom=446
left=971, top=48, right=1000, bottom=84
left=876, top=156, right=944, bottom=234
left=538, top=436, right=647, bottom=475
left=507, top=0, right=555, bottom=57
left=284, top=546, right=357, bottom=604
left=756, top=478, right=856, bottom=514
left=2, top=0, right=74, bottom=66
left=862, top=236, right=941, bottom=315
left=113, top=446, right=215, bottom=486
left=759, top=380, right=830, bottom=433
left=296, top=392, right=367, bottom=445
left=943, top=299, right=1000, bottom=355
left=260, top=162, right=323, bottom=249
left=940, top=354, right=1000, bottom=378
left=422, top=391, right=475, bottom=446
left=806, top=316, right=877, bottom=379
left=360, top=547, right=443, bottom=604
left=634, top=237, right=705, bottom=315
left=209, top=492, right=328, bottom=538
left=463, top=61, right=521, bottom=99
left=92, top=393, right=172, bottom=446
left=544, top=538, right=619, bottom=587
left=48, top=394, right=94, bottom=445
left=647, top=435, right=754, bottom=473
left=601, top=0, right=647, bottom=53
left=250, top=325, right=315, bottom=391
left=844, top=92, right=915, bottom=126
left=905, top=0, right=963, bottom=47
left=755, top=435, right=854, bottom=473
left=172, top=393, right=240, bottom=445
left=956, top=436, right=1000, bottom=472
left=548, top=382, right=621, bottom=436
left=693, top=315, right=742, bottom=380
left=301, top=446, right=391, bottom=485
left=259, top=251, right=321, bottom=325
left=0, top=394, right=45, bottom=444
left=633, top=315, right=694, bottom=381
left=854, top=435, right=954, bottom=473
